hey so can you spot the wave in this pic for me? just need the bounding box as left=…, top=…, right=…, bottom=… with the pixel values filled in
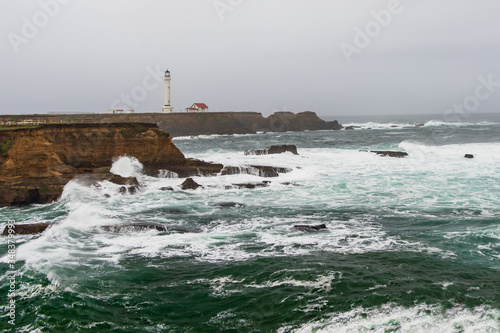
left=278, top=303, right=500, bottom=332
left=341, top=120, right=499, bottom=130
left=399, top=140, right=500, bottom=156
left=342, top=122, right=415, bottom=129
left=422, top=119, right=496, bottom=127
left=110, top=156, right=144, bottom=178
left=173, top=133, right=258, bottom=141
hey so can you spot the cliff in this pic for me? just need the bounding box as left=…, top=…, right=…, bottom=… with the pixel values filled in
left=0, top=123, right=221, bottom=206
left=0, top=112, right=342, bottom=137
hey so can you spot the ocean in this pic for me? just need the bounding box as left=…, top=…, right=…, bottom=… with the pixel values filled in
left=1, top=114, right=500, bottom=332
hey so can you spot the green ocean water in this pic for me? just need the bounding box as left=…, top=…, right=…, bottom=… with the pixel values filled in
left=1, top=117, right=500, bottom=332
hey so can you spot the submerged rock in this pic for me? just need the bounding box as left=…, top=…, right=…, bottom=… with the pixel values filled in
left=293, top=224, right=327, bottom=232
left=99, top=223, right=199, bottom=234
left=464, top=154, right=474, bottom=159
left=370, top=151, right=408, bottom=158
left=2, top=223, right=52, bottom=236
left=281, top=182, right=300, bottom=187
left=164, top=209, right=188, bottom=214
left=100, top=223, right=167, bottom=233
left=119, top=185, right=139, bottom=195
left=244, top=145, right=298, bottom=156
left=229, top=181, right=271, bottom=189
left=180, top=178, right=202, bottom=190
left=344, top=126, right=355, bottom=130
left=220, top=165, right=292, bottom=177
left=211, top=202, right=246, bottom=208
left=159, top=186, right=174, bottom=191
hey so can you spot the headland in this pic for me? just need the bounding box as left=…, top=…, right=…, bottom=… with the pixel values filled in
left=0, top=111, right=342, bottom=137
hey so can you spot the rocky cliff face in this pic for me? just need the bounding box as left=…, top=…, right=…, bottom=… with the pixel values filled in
left=0, top=123, right=185, bottom=179
left=0, top=123, right=198, bottom=206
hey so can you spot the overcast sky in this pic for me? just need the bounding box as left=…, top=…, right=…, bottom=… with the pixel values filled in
left=1, top=0, right=499, bottom=117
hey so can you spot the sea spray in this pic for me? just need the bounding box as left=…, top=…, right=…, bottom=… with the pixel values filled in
left=110, top=156, right=144, bottom=178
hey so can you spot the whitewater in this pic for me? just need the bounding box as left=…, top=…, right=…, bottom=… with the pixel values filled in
left=1, top=119, right=499, bottom=332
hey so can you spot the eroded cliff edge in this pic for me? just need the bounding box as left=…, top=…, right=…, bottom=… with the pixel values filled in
left=0, top=123, right=221, bottom=206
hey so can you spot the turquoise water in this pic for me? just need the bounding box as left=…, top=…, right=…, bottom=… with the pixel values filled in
left=1, top=118, right=500, bottom=332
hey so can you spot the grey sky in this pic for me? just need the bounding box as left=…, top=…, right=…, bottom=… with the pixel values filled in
left=1, top=0, right=499, bottom=117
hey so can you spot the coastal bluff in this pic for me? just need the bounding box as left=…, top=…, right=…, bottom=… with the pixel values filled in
left=0, top=111, right=342, bottom=137
left=0, top=123, right=221, bottom=207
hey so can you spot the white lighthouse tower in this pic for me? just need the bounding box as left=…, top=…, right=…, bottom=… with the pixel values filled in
left=161, top=70, right=174, bottom=113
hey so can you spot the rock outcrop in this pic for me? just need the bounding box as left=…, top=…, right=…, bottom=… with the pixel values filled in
left=211, top=202, right=246, bottom=208
left=293, top=224, right=327, bottom=232
left=2, top=223, right=52, bottom=236
left=370, top=151, right=409, bottom=158
left=245, top=145, right=298, bottom=156
left=220, top=165, right=292, bottom=177
left=0, top=123, right=219, bottom=206
left=180, top=178, right=202, bottom=190
left=100, top=223, right=167, bottom=233
left=464, top=154, right=474, bottom=159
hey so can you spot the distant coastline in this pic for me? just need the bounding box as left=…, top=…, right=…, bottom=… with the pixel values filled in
left=0, top=111, right=342, bottom=137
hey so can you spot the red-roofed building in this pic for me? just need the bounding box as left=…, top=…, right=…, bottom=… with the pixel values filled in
left=185, top=103, right=209, bottom=113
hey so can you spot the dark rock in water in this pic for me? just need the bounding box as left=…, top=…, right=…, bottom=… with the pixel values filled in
left=415, top=123, right=425, bottom=127
left=244, top=145, right=298, bottom=156
left=329, top=120, right=343, bottom=130
left=230, top=181, right=271, bottom=189
left=344, top=126, right=355, bottom=130
left=464, top=154, right=474, bottom=159
left=220, top=166, right=247, bottom=176
left=220, top=165, right=292, bottom=177
left=254, top=166, right=279, bottom=178
left=119, top=185, right=139, bottom=194
left=268, top=145, right=298, bottom=155
left=104, top=194, right=111, bottom=198
left=211, top=202, right=246, bottom=208
left=180, top=178, right=201, bottom=190
left=100, top=223, right=200, bottom=234
left=281, top=182, right=300, bottom=187
left=166, top=226, right=202, bottom=234
left=244, top=149, right=268, bottom=155
left=2, top=223, right=52, bottom=236
left=164, top=209, right=187, bottom=214
left=294, top=224, right=327, bottom=232
left=160, top=186, right=174, bottom=191
left=128, top=186, right=139, bottom=194
left=100, top=223, right=167, bottom=233
left=109, top=175, right=140, bottom=186
left=370, top=151, right=408, bottom=158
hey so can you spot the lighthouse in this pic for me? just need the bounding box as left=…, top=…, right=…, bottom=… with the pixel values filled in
left=161, top=70, right=174, bottom=113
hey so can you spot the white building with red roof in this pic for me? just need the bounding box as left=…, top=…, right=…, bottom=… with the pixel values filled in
left=185, top=103, right=209, bottom=113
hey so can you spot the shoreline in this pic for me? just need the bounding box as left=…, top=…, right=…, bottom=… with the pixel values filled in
left=0, top=111, right=342, bottom=137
